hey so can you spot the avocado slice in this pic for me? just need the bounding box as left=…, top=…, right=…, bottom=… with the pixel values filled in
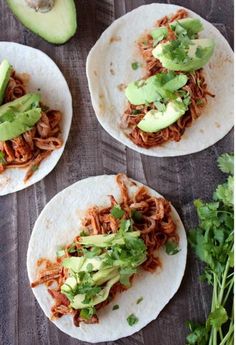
left=79, top=231, right=141, bottom=248
left=137, top=100, right=186, bottom=133
left=92, top=267, right=119, bottom=286
left=151, top=27, right=168, bottom=45
left=0, top=60, right=12, bottom=106
left=125, top=73, right=188, bottom=105
left=0, top=93, right=40, bottom=119
left=61, top=276, right=77, bottom=294
left=0, top=108, right=41, bottom=141
left=62, top=256, right=85, bottom=272
left=152, top=38, right=215, bottom=71
left=71, top=275, right=120, bottom=309
left=169, top=18, right=203, bottom=38
left=7, top=0, right=77, bottom=44
left=62, top=256, right=103, bottom=273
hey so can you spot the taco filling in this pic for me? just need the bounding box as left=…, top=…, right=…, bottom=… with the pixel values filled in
left=0, top=59, right=63, bottom=181
left=31, top=174, right=179, bottom=326
left=121, top=9, right=215, bottom=148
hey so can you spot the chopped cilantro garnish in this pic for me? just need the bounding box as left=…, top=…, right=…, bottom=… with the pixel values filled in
left=136, top=297, right=143, bottom=304
left=80, top=230, right=89, bottom=236
left=165, top=240, right=180, bottom=255
left=131, top=209, right=143, bottom=222
left=162, top=37, right=191, bottom=65
left=31, top=165, right=39, bottom=172
left=127, top=313, right=139, bottom=326
left=195, top=46, right=208, bottom=59
left=131, top=62, right=140, bottom=70
left=83, top=247, right=102, bottom=258
left=119, top=219, right=131, bottom=233
left=111, top=205, right=125, bottom=219
left=0, top=151, right=6, bottom=165
left=80, top=307, right=95, bottom=320
left=112, top=304, right=119, bottom=310
left=67, top=243, right=77, bottom=253
left=132, top=109, right=141, bottom=115
left=120, top=267, right=136, bottom=287
left=151, top=27, right=168, bottom=47
left=80, top=285, right=102, bottom=304
left=196, top=99, right=204, bottom=105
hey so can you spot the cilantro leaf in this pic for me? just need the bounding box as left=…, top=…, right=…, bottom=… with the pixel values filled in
left=186, top=321, right=208, bottom=345
left=195, top=47, right=208, bottom=59
left=206, top=306, right=228, bottom=330
left=217, top=153, right=234, bottom=175
left=111, top=205, right=125, bottom=219
left=131, top=209, right=143, bottom=222
left=0, top=151, right=6, bottom=165
left=127, top=313, right=139, bottom=326
left=119, top=219, right=131, bottom=233
left=131, top=62, right=140, bottom=70
left=165, top=240, right=180, bottom=255
left=214, top=176, right=234, bottom=206
left=136, top=297, right=143, bottom=304
left=80, top=307, right=96, bottom=320
left=151, top=27, right=168, bottom=46
left=112, top=304, right=119, bottom=310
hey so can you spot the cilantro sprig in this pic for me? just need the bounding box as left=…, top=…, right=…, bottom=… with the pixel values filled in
left=186, top=153, right=234, bottom=345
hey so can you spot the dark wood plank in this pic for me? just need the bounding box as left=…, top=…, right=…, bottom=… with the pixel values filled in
left=0, top=0, right=233, bottom=345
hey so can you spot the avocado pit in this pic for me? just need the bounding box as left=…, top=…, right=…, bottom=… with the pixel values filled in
left=25, top=0, right=55, bottom=13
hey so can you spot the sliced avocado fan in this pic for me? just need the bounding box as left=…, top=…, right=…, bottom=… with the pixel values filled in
left=58, top=223, right=147, bottom=311
left=0, top=108, right=41, bottom=141
left=7, top=0, right=77, bottom=44
left=0, top=93, right=41, bottom=141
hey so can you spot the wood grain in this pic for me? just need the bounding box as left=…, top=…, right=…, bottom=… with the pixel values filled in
left=0, top=1, right=233, bottom=344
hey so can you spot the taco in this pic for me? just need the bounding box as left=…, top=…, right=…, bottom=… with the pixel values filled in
left=0, top=42, right=72, bottom=195
left=27, top=174, right=187, bottom=342
left=86, top=4, right=233, bottom=157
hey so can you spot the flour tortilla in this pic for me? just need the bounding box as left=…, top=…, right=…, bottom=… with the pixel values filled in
left=86, top=4, right=234, bottom=157
left=0, top=42, right=72, bottom=195
left=27, top=175, right=187, bottom=342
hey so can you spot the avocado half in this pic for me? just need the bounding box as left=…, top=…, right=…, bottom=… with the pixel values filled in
left=6, top=0, right=77, bottom=44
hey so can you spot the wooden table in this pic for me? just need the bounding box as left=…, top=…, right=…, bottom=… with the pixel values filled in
left=0, top=1, right=233, bottom=344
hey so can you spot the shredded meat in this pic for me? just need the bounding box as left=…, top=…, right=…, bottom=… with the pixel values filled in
left=31, top=173, right=178, bottom=325
left=121, top=9, right=215, bottom=148
left=0, top=71, right=63, bottom=181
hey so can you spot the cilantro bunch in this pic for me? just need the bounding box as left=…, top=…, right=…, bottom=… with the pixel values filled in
left=186, top=153, right=234, bottom=345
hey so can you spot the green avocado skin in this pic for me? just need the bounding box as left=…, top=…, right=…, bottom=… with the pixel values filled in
left=0, top=108, right=41, bottom=141
left=6, top=0, right=77, bottom=44
left=0, top=60, right=12, bottom=106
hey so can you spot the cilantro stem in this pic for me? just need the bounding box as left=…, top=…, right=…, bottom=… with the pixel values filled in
left=218, top=320, right=234, bottom=345
left=222, top=277, right=234, bottom=306
left=218, top=256, right=231, bottom=305
left=219, top=328, right=223, bottom=341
